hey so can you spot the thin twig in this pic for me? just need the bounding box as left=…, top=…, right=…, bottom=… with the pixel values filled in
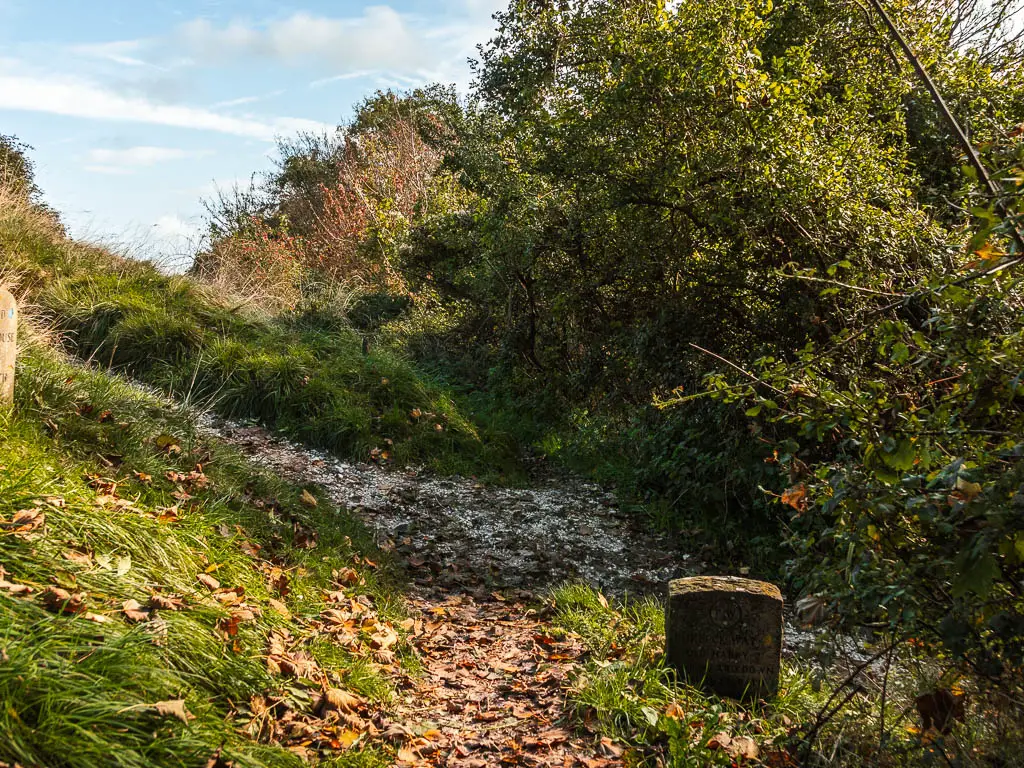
left=776, top=271, right=908, bottom=297
left=879, top=635, right=896, bottom=751
left=801, top=642, right=895, bottom=758
left=688, top=343, right=788, bottom=397
left=864, top=0, right=1024, bottom=255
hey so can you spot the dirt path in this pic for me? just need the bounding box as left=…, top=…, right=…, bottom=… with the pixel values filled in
left=206, top=421, right=681, bottom=595
left=389, top=590, right=624, bottom=767
left=204, top=419, right=684, bottom=767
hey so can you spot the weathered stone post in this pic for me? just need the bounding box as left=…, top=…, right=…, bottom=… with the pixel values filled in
left=0, top=286, right=16, bottom=406
left=665, top=576, right=783, bottom=700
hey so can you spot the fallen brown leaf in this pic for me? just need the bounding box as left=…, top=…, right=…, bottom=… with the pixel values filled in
left=396, top=745, right=420, bottom=765
left=729, top=736, right=759, bottom=761
left=41, top=587, right=87, bottom=615
left=369, top=627, right=398, bottom=650
left=707, top=732, right=732, bottom=751
left=156, top=506, right=180, bottom=523
left=267, top=598, right=291, bottom=618
left=0, top=567, right=32, bottom=595
left=319, top=688, right=363, bottom=715
left=2, top=509, right=45, bottom=537
left=335, top=567, right=359, bottom=586
left=149, top=593, right=185, bottom=611
left=61, top=549, right=93, bottom=565
left=382, top=723, right=417, bottom=743
left=122, top=599, right=150, bottom=622
left=197, top=573, right=220, bottom=591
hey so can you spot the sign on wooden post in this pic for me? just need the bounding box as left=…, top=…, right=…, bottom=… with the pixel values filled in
left=0, top=286, right=16, bottom=406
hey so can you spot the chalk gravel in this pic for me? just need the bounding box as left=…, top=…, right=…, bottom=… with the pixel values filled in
left=202, top=417, right=682, bottom=596
left=201, top=416, right=860, bottom=666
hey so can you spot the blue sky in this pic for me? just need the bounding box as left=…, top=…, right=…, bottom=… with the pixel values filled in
left=0, top=0, right=504, bottom=268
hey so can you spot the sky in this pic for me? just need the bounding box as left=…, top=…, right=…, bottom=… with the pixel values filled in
left=0, top=0, right=505, bottom=269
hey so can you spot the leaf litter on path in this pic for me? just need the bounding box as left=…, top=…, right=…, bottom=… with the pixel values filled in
left=202, top=418, right=692, bottom=766
left=203, top=419, right=683, bottom=595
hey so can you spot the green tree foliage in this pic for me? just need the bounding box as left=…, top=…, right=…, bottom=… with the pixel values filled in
left=409, top=0, right=948, bottom=404
left=646, top=0, right=1024, bottom=703
left=188, top=0, right=1024, bottom=691
left=403, top=0, right=1024, bottom=691
left=698, top=143, right=1024, bottom=691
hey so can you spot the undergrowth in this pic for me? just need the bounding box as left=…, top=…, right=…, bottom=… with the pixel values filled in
left=548, top=584, right=1024, bottom=767
left=0, top=338, right=404, bottom=767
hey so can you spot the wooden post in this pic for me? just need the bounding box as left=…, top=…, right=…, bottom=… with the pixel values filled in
left=0, top=286, right=17, bottom=406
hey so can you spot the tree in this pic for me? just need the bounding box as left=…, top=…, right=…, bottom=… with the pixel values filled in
left=409, top=0, right=946, bottom=401
left=673, top=0, right=1024, bottom=700
left=0, top=134, right=42, bottom=200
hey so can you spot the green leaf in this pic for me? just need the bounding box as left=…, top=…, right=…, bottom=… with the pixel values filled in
left=951, top=550, right=1000, bottom=599
left=881, top=439, right=915, bottom=472
left=890, top=342, right=910, bottom=364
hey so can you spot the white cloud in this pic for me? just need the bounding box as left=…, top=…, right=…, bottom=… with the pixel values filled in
left=309, top=70, right=378, bottom=88
left=71, top=40, right=155, bottom=68
left=177, top=8, right=484, bottom=80
left=87, top=146, right=212, bottom=167
left=0, top=72, right=331, bottom=140
left=211, top=90, right=285, bottom=109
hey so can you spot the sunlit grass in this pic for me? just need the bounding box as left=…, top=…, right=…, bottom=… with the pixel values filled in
left=0, top=342, right=396, bottom=767
left=0, top=196, right=521, bottom=480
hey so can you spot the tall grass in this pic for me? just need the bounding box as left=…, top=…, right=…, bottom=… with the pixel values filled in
left=0, top=339, right=398, bottom=767
left=548, top=584, right=1024, bottom=767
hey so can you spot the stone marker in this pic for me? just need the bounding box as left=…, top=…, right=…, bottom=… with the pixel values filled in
left=0, top=286, right=15, bottom=406
left=665, top=576, right=783, bottom=700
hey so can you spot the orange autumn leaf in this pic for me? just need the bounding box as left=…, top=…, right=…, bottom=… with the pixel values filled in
left=781, top=484, right=807, bottom=511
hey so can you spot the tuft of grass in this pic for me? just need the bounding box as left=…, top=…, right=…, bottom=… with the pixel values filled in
left=547, top=584, right=835, bottom=766
left=1, top=194, right=522, bottom=480
left=548, top=584, right=1024, bottom=767
left=0, top=339, right=401, bottom=767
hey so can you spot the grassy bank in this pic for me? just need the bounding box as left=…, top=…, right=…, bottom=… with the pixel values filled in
left=0, top=336, right=407, bottom=767
left=1, top=192, right=520, bottom=479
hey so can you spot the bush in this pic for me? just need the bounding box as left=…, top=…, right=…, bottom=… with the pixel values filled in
left=0, top=134, right=41, bottom=201
left=694, top=189, right=1024, bottom=710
